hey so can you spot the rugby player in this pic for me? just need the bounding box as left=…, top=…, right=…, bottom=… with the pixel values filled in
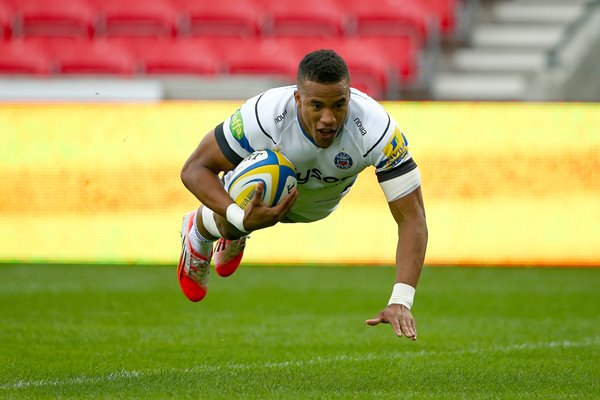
left=178, top=49, right=428, bottom=340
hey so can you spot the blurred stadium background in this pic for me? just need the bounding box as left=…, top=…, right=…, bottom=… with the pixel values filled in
left=1, top=0, right=599, bottom=267
left=1, top=0, right=599, bottom=101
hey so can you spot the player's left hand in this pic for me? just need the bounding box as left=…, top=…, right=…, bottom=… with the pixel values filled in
left=365, top=304, right=417, bottom=340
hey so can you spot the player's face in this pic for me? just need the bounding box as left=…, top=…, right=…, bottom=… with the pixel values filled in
left=294, top=79, right=350, bottom=148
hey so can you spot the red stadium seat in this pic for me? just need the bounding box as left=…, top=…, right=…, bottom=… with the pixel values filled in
left=340, top=0, right=430, bottom=46
left=356, top=36, right=420, bottom=86
left=23, top=37, right=136, bottom=75
left=0, top=0, right=14, bottom=38
left=422, top=0, right=458, bottom=36
left=90, top=0, right=179, bottom=38
left=175, top=0, right=262, bottom=37
left=276, top=37, right=391, bottom=99
left=110, top=37, right=221, bottom=75
left=0, top=39, right=52, bottom=75
left=205, top=37, right=297, bottom=78
left=13, top=0, right=97, bottom=38
left=335, top=39, right=394, bottom=99
left=261, top=0, right=344, bottom=38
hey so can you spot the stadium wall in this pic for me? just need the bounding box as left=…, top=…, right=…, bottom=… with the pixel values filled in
left=1, top=102, right=598, bottom=267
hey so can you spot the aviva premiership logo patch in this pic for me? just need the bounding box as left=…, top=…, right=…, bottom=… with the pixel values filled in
left=334, top=152, right=353, bottom=170
left=229, top=109, right=253, bottom=152
left=379, top=127, right=409, bottom=169
left=229, top=109, right=245, bottom=140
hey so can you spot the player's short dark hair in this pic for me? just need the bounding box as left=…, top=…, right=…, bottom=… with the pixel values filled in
left=297, top=49, right=350, bottom=85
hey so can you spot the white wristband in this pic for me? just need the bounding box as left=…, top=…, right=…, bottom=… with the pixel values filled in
left=226, top=203, right=247, bottom=233
left=388, top=283, right=415, bottom=309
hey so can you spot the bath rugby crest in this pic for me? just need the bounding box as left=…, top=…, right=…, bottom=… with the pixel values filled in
left=215, top=86, right=420, bottom=223
left=334, top=152, right=353, bottom=170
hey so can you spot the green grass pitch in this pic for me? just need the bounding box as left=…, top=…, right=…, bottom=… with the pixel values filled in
left=0, top=264, right=598, bottom=399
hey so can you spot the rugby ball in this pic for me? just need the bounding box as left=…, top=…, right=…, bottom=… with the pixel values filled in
left=225, top=150, right=297, bottom=209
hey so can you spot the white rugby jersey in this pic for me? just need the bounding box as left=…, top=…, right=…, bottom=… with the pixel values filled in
left=215, top=86, right=421, bottom=223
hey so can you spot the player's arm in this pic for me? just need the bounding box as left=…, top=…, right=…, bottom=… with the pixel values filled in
left=366, top=185, right=428, bottom=340
left=181, top=129, right=237, bottom=216
left=181, top=130, right=297, bottom=234
left=389, top=186, right=427, bottom=289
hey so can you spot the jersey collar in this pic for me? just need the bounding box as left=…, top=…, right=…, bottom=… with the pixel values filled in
left=297, top=113, right=317, bottom=146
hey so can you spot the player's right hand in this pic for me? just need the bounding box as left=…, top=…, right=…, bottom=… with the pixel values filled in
left=243, top=182, right=298, bottom=231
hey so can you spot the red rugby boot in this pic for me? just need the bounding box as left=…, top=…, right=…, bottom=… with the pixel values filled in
left=214, top=236, right=247, bottom=277
left=177, top=211, right=212, bottom=302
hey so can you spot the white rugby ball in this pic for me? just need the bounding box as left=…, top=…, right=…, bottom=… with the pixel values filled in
left=225, top=150, right=297, bottom=209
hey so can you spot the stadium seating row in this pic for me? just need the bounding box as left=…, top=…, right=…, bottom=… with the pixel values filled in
left=0, top=0, right=457, bottom=43
left=0, top=36, right=419, bottom=99
left=0, top=1, right=460, bottom=98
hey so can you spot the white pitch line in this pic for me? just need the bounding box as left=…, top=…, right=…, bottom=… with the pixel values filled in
left=2, top=337, right=598, bottom=390
left=3, top=370, right=144, bottom=390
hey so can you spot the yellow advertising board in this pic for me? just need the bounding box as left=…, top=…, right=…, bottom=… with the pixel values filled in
left=1, top=102, right=598, bottom=266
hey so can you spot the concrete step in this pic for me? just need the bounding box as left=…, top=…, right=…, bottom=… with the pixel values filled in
left=451, top=49, right=548, bottom=73
left=432, top=73, right=528, bottom=100
left=473, top=24, right=566, bottom=49
left=492, top=2, right=586, bottom=24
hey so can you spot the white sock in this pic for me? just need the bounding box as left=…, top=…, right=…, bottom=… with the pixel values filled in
left=201, top=206, right=221, bottom=237
left=190, top=212, right=215, bottom=256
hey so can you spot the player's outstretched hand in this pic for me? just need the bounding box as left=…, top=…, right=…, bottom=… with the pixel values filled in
left=366, top=304, right=417, bottom=340
left=243, top=182, right=298, bottom=232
